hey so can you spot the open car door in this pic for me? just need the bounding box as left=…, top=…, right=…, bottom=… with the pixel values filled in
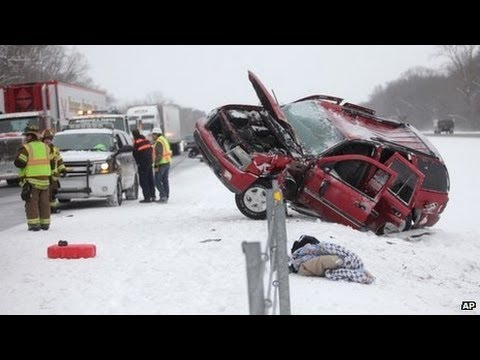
left=297, top=154, right=397, bottom=230
left=380, top=152, right=426, bottom=223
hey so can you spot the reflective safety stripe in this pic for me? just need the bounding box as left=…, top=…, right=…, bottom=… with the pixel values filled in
left=134, top=139, right=152, bottom=152
left=27, top=178, right=50, bottom=189
left=39, top=218, right=50, bottom=225
left=27, top=218, right=40, bottom=225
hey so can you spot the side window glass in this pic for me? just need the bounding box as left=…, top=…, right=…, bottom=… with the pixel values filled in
left=331, top=160, right=368, bottom=189
left=362, top=168, right=389, bottom=198
left=115, top=134, right=125, bottom=148
left=331, top=160, right=389, bottom=198
left=388, top=159, right=419, bottom=204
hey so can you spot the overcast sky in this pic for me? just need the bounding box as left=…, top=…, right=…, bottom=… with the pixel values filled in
left=72, top=45, right=444, bottom=113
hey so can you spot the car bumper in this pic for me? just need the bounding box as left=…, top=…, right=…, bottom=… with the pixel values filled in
left=57, top=173, right=118, bottom=200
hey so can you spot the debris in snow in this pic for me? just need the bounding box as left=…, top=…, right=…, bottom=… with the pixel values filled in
left=200, top=238, right=222, bottom=243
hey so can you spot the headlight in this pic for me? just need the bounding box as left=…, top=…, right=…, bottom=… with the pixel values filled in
left=92, top=162, right=112, bottom=174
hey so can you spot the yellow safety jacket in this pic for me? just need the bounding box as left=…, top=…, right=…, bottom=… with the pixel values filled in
left=153, top=135, right=172, bottom=166
left=18, top=141, right=52, bottom=189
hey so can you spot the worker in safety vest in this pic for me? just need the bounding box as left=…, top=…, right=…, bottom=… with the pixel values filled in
left=132, top=128, right=156, bottom=203
left=42, top=129, right=66, bottom=213
left=151, top=127, right=172, bottom=203
left=14, top=124, right=54, bottom=231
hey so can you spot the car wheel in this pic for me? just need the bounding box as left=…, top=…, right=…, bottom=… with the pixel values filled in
left=235, top=180, right=271, bottom=220
left=108, top=180, right=123, bottom=207
left=126, top=174, right=139, bottom=200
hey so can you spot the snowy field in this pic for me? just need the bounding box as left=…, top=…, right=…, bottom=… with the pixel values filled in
left=0, top=136, right=479, bottom=314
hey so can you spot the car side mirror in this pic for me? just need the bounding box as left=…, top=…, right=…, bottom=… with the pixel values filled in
left=116, top=144, right=133, bottom=154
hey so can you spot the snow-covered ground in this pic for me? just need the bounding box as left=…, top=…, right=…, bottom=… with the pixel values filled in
left=0, top=137, right=479, bottom=314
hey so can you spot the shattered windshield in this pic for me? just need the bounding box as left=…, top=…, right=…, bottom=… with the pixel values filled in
left=281, top=100, right=344, bottom=155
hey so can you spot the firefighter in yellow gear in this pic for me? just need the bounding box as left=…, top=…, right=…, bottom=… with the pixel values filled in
left=42, top=129, right=66, bottom=214
left=14, top=124, right=54, bottom=231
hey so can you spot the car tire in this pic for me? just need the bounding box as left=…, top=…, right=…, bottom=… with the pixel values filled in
left=108, top=180, right=123, bottom=207
left=235, top=179, right=271, bottom=220
left=126, top=174, right=139, bottom=200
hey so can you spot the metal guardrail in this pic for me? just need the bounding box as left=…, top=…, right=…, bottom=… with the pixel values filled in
left=242, top=179, right=291, bottom=315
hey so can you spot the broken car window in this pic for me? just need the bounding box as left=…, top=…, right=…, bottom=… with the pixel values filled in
left=282, top=100, right=344, bottom=156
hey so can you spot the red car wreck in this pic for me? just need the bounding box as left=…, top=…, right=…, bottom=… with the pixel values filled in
left=194, top=71, right=450, bottom=235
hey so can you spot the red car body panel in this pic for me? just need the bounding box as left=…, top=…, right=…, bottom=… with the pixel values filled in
left=194, top=71, right=450, bottom=234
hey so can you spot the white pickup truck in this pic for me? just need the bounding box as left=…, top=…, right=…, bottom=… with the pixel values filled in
left=53, top=128, right=139, bottom=206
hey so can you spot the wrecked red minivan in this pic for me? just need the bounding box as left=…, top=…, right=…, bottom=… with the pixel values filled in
left=194, top=71, right=449, bottom=234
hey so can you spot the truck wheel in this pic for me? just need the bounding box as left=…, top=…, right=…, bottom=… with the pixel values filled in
left=107, top=180, right=123, bottom=207
left=126, top=175, right=139, bottom=200
left=6, top=179, right=20, bottom=187
left=235, top=180, right=271, bottom=220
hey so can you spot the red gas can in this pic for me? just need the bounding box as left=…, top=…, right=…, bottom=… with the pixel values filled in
left=48, top=242, right=96, bottom=259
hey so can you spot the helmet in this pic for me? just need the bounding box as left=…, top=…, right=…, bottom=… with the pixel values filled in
left=22, top=124, right=40, bottom=137
left=42, top=129, right=55, bottom=140
left=151, top=127, right=163, bottom=135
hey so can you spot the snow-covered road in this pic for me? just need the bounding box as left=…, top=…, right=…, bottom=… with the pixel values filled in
left=0, top=137, right=478, bottom=314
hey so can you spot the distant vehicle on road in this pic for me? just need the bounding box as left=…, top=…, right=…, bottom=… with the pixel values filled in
left=126, top=104, right=183, bottom=155
left=184, top=134, right=199, bottom=157
left=434, top=118, right=454, bottom=134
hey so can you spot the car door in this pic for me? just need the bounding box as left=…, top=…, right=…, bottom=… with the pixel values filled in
left=120, top=131, right=137, bottom=186
left=297, top=154, right=397, bottom=230
left=114, top=131, right=134, bottom=189
left=381, top=152, right=425, bottom=219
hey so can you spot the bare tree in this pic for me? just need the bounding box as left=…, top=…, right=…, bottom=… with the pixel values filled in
left=436, top=45, right=480, bottom=126
left=0, top=45, right=93, bottom=86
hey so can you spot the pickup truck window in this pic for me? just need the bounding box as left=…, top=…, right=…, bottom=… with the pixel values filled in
left=54, top=133, right=114, bottom=152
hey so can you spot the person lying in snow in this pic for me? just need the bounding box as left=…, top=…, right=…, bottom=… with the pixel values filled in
left=289, top=235, right=375, bottom=284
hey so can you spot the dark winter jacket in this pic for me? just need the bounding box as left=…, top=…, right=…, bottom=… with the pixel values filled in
left=133, top=136, right=153, bottom=167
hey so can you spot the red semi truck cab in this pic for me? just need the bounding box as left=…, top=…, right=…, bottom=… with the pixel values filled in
left=0, top=81, right=107, bottom=184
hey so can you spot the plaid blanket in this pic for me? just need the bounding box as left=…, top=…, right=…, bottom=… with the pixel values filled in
left=291, top=241, right=375, bottom=284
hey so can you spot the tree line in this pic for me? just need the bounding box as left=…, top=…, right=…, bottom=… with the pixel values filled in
left=0, top=45, right=205, bottom=135
left=363, top=45, right=480, bottom=131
